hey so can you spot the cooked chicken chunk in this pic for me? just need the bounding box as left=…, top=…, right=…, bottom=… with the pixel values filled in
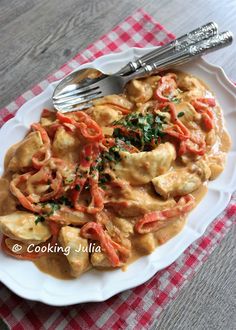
left=152, top=160, right=211, bottom=199
left=8, top=132, right=43, bottom=172
left=0, top=178, right=17, bottom=215
left=91, top=250, right=112, bottom=268
left=89, top=105, right=122, bottom=127
left=93, top=94, right=133, bottom=110
left=126, top=79, right=153, bottom=104
left=114, top=142, right=176, bottom=185
left=0, top=211, right=51, bottom=243
left=133, top=233, right=156, bottom=254
left=52, top=127, right=81, bottom=163
left=108, top=185, right=176, bottom=217
left=58, top=226, right=90, bottom=277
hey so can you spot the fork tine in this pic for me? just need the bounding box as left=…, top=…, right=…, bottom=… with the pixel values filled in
left=57, top=102, right=93, bottom=113
left=54, top=91, right=103, bottom=107
left=53, top=85, right=100, bottom=100
left=53, top=89, right=102, bottom=104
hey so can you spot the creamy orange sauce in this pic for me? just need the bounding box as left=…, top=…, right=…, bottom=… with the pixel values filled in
left=0, top=70, right=231, bottom=280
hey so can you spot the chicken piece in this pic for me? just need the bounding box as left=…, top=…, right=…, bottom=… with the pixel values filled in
left=113, top=142, right=176, bottom=185
left=0, top=211, right=51, bottom=243
left=50, top=209, right=94, bottom=226
left=58, top=226, right=90, bottom=277
left=133, top=233, right=156, bottom=254
left=152, top=171, right=201, bottom=199
left=144, top=75, right=161, bottom=89
left=155, top=217, right=186, bottom=245
left=206, top=153, right=226, bottom=180
left=0, top=178, right=17, bottom=215
left=89, top=105, right=122, bottom=126
left=152, top=160, right=211, bottom=199
left=112, top=217, right=134, bottom=236
left=8, top=132, right=43, bottom=172
left=52, top=127, right=81, bottom=163
left=107, top=185, right=176, bottom=217
left=175, top=102, right=201, bottom=129
left=91, top=250, right=112, bottom=268
left=126, top=79, right=153, bottom=104
left=93, top=94, right=134, bottom=110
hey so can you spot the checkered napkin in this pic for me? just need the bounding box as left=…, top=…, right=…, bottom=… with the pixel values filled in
left=0, top=8, right=235, bottom=330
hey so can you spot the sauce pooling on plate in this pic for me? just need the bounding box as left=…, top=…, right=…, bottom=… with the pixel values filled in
left=0, top=70, right=231, bottom=279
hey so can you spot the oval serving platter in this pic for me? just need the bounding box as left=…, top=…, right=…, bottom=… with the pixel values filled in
left=0, top=47, right=236, bottom=306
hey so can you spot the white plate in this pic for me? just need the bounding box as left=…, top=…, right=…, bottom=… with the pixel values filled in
left=0, top=47, right=236, bottom=306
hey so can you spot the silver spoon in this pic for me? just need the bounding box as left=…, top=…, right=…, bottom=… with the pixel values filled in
left=53, top=22, right=218, bottom=104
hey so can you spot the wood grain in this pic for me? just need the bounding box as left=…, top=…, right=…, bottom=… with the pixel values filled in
left=0, top=0, right=236, bottom=329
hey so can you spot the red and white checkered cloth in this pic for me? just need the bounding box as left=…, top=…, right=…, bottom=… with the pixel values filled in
left=0, top=8, right=235, bottom=330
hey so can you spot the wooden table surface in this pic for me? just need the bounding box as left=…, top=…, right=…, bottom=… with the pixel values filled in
left=0, top=0, right=236, bottom=329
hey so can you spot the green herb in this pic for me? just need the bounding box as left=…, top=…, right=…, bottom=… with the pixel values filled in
left=41, top=201, right=61, bottom=216
left=35, top=215, right=45, bottom=225
left=58, top=196, right=73, bottom=207
left=113, top=113, right=165, bottom=151
left=177, top=111, right=185, bottom=118
left=170, top=96, right=180, bottom=104
left=85, top=156, right=91, bottom=161
left=75, top=184, right=81, bottom=191
left=64, top=178, right=74, bottom=184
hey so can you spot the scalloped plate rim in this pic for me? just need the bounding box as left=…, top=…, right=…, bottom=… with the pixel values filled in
left=0, top=47, right=235, bottom=306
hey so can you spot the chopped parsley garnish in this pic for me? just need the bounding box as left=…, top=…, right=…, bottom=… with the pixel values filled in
left=64, top=177, right=74, bottom=184
left=75, top=184, right=81, bottom=191
left=58, top=196, right=73, bottom=207
left=177, top=111, right=185, bottom=118
left=35, top=215, right=45, bottom=225
left=113, top=113, right=165, bottom=151
left=40, top=201, right=61, bottom=216
left=170, top=96, right=180, bottom=104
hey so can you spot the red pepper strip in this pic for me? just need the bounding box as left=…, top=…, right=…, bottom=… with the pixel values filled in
left=47, top=123, right=62, bottom=138
left=1, top=235, right=46, bottom=260
left=48, top=221, right=61, bottom=245
left=71, top=177, right=87, bottom=209
left=31, top=123, right=51, bottom=169
left=191, top=98, right=215, bottom=131
left=32, top=146, right=51, bottom=170
left=80, top=222, right=129, bottom=267
left=57, top=111, right=103, bottom=142
left=159, top=103, right=190, bottom=140
left=135, top=194, right=195, bottom=234
left=40, top=171, right=63, bottom=202
left=87, top=171, right=104, bottom=214
left=31, top=123, right=51, bottom=145
left=154, top=75, right=177, bottom=102
left=179, top=138, right=206, bottom=156
left=79, top=143, right=100, bottom=170
left=104, top=103, right=131, bottom=115
left=41, top=109, right=54, bottom=118
left=71, top=143, right=100, bottom=210
left=10, top=173, right=42, bottom=213
left=197, top=97, right=216, bottom=107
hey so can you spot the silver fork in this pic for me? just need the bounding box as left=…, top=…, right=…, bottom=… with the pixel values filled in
left=53, top=31, right=233, bottom=113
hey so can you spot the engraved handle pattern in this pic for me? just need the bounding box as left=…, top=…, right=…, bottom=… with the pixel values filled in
left=137, top=31, right=233, bottom=76
left=118, top=22, right=218, bottom=74
left=174, top=22, right=218, bottom=51
left=189, top=31, right=233, bottom=56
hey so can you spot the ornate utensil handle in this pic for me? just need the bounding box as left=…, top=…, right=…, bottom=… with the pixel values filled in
left=144, top=31, right=233, bottom=73
left=118, top=22, right=218, bottom=75
left=124, top=31, right=233, bottom=81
